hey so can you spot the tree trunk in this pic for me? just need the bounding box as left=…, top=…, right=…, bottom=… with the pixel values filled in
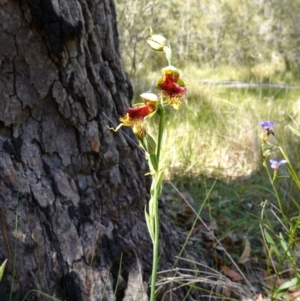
left=0, top=1, right=208, bottom=301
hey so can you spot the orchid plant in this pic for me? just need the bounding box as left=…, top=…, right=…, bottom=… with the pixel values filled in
left=110, top=28, right=187, bottom=301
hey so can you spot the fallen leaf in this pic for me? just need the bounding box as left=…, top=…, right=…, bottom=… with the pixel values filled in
left=222, top=285, right=233, bottom=298
left=204, top=241, right=214, bottom=249
left=191, top=222, right=211, bottom=235
left=238, top=238, right=251, bottom=264
left=221, top=265, right=244, bottom=282
left=222, top=235, right=234, bottom=247
left=255, top=293, right=263, bottom=301
left=263, top=270, right=273, bottom=287
left=282, top=292, right=295, bottom=301
left=290, top=290, right=300, bottom=300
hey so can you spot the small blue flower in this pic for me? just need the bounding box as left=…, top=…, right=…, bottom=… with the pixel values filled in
left=270, top=159, right=288, bottom=169
left=258, top=121, right=275, bottom=130
left=259, top=121, right=275, bottom=136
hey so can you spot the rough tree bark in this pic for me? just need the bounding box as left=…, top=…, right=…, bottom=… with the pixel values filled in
left=0, top=1, right=208, bottom=301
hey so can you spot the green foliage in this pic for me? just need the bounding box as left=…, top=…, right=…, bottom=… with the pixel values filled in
left=116, top=0, right=300, bottom=79
left=262, top=213, right=300, bottom=299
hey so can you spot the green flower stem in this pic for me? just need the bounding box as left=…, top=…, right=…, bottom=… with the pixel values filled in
left=149, top=174, right=160, bottom=301
left=263, top=159, right=284, bottom=216
left=149, top=103, right=165, bottom=301
left=156, top=104, right=165, bottom=164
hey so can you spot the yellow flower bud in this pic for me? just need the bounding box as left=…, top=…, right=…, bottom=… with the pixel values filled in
left=147, top=34, right=167, bottom=51
left=140, top=93, right=158, bottom=102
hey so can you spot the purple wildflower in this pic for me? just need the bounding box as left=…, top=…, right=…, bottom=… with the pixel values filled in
left=258, top=121, right=274, bottom=129
left=270, top=159, right=288, bottom=169
left=258, top=121, right=275, bottom=136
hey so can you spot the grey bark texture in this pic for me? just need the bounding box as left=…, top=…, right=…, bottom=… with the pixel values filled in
left=0, top=1, right=208, bottom=301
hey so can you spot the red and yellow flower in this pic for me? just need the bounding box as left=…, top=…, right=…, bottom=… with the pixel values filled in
left=111, top=93, right=158, bottom=139
left=156, top=66, right=187, bottom=109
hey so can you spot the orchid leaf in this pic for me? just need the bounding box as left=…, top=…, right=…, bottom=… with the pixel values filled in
left=0, top=259, right=7, bottom=281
